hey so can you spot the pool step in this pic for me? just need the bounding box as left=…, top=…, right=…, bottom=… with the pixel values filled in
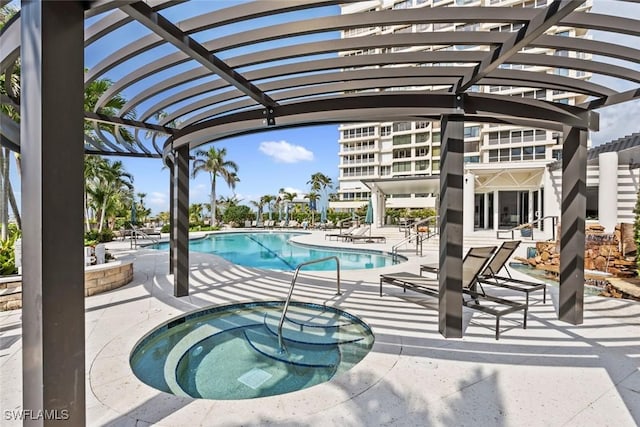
left=281, top=305, right=355, bottom=329
left=244, top=326, right=340, bottom=368
left=263, top=311, right=365, bottom=346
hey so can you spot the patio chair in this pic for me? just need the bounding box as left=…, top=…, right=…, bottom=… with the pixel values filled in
left=346, top=227, right=387, bottom=243
left=380, top=246, right=527, bottom=340
left=324, top=225, right=358, bottom=240
left=476, top=240, right=547, bottom=306
left=420, top=240, right=546, bottom=307
left=340, top=226, right=370, bottom=241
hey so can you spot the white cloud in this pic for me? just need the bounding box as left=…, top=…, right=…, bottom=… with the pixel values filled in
left=592, top=102, right=640, bottom=146
left=259, top=140, right=314, bottom=163
left=147, top=191, right=169, bottom=214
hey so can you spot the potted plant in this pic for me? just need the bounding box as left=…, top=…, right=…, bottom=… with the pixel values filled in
left=520, top=225, right=533, bottom=238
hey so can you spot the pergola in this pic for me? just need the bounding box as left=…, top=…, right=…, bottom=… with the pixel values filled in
left=1, top=0, right=639, bottom=424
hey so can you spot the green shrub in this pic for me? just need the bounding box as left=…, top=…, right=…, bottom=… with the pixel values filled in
left=0, top=236, right=17, bottom=275
left=223, top=205, right=253, bottom=224
left=161, top=223, right=171, bottom=233
left=84, top=229, right=114, bottom=244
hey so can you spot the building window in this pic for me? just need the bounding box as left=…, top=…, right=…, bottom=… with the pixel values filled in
left=381, top=125, right=392, bottom=136
left=432, top=146, right=441, bottom=157
left=416, top=160, right=428, bottom=171
left=464, top=126, right=480, bottom=138
left=416, top=133, right=429, bottom=143
left=392, top=161, right=412, bottom=173
left=464, top=156, right=480, bottom=163
left=432, top=160, right=440, bottom=171
left=392, top=148, right=412, bottom=159
left=416, top=147, right=429, bottom=157
left=393, top=121, right=412, bottom=132
left=465, top=141, right=479, bottom=152
left=432, top=132, right=441, bottom=143
left=393, top=134, right=412, bottom=145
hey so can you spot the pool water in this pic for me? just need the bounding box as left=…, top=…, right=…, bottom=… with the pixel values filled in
left=509, top=263, right=602, bottom=296
left=130, top=302, right=374, bottom=400
left=152, top=232, right=400, bottom=270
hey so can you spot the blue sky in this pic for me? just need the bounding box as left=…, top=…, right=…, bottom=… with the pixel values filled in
left=119, top=125, right=341, bottom=214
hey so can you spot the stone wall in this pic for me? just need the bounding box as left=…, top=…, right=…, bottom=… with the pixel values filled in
left=0, top=261, right=133, bottom=311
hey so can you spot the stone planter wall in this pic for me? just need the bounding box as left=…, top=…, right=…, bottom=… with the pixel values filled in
left=0, top=260, right=133, bottom=311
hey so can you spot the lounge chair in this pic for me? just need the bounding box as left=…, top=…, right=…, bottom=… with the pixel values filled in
left=325, top=225, right=358, bottom=240
left=340, top=226, right=370, bottom=241
left=420, top=240, right=546, bottom=307
left=476, top=240, right=547, bottom=306
left=381, top=246, right=527, bottom=340
left=345, top=227, right=387, bottom=243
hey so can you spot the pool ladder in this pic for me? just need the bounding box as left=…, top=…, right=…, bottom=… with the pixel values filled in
left=277, top=256, right=341, bottom=352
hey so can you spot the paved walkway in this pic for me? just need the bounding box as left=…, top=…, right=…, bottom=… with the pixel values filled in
left=1, top=229, right=639, bottom=426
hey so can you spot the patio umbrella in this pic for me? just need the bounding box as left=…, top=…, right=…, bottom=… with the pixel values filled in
left=320, top=206, right=327, bottom=223
left=284, top=204, right=289, bottom=223
left=131, top=203, right=137, bottom=227
left=364, top=198, right=373, bottom=235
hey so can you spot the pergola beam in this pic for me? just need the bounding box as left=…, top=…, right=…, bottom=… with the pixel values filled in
left=121, top=1, right=279, bottom=109
left=456, top=0, right=584, bottom=93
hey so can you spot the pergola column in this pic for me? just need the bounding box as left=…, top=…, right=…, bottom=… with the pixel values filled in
left=172, top=145, right=190, bottom=297
left=438, top=114, right=465, bottom=338
left=168, top=156, right=174, bottom=274
left=21, top=1, right=85, bottom=425
left=559, top=126, right=587, bottom=324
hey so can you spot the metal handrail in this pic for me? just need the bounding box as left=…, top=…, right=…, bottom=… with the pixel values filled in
left=129, top=227, right=160, bottom=248
left=277, top=256, right=341, bottom=352
left=391, top=216, right=439, bottom=259
left=496, top=215, right=558, bottom=240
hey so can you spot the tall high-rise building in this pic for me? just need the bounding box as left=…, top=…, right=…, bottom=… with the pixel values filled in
left=331, top=0, right=592, bottom=231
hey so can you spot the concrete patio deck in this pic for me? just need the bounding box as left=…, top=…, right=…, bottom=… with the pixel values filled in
left=1, top=229, right=639, bottom=426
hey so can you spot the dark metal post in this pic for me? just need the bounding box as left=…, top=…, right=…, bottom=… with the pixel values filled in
left=438, top=114, right=465, bottom=338
left=21, top=1, right=85, bottom=425
left=168, top=156, right=174, bottom=274
left=559, top=126, right=587, bottom=324
left=172, top=145, right=189, bottom=297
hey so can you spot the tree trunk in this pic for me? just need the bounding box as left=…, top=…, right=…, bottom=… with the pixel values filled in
left=211, top=174, right=217, bottom=225
left=98, top=198, right=108, bottom=233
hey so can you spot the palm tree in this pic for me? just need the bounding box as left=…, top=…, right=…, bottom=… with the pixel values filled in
left=191, top=147, right=239, bottom=226
left=84, top=75, right=136, bottom=147
left=307, top=172, right=333, bottom=221
left=250, top=199, right=265, bottom=221
left=261, top=195, right=276, bottom=220
left=189, top=203, right=204, bottom=224
left=282, top=191, right=297, bottom=222
left=86, top=159, right=134, bottom=232
left=307, top=172, right=333, bottom=196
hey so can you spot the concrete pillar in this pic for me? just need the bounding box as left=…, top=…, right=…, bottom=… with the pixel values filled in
left=172, top=145, right=190, bottom=297
left=528, top=190, right=534, bottom=223
left=21, top=1, right=86, bottom=425
left=493, top=190, right=500, bottom=231
left=559, top=126, right=587, bottom=325
left=438, top=114, right=464, bottom=338
left=463, top=172, right=475, bottom=234
left=483, top=193, right=490, bottom=229
left=598, top=152, right=618, bottom=233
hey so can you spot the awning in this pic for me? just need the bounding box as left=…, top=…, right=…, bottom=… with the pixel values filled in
left=362, top=176, right=440, bottom=196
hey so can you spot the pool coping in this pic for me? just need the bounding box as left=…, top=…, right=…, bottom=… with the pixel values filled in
left=90, top=298, right=402, bottom=426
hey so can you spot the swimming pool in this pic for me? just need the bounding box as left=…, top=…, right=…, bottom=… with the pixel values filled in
left=152, top=232, right=402, bottom=271
left=130, top=301, right=374, bottom=400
